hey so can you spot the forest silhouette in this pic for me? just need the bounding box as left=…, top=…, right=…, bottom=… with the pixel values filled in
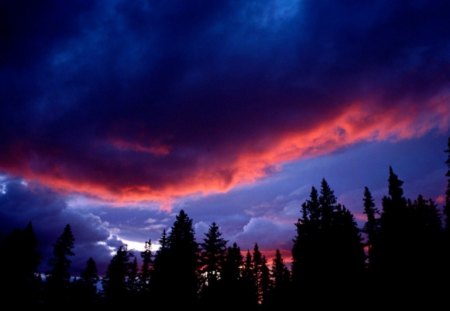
left=1, top=138, right=450, bottom=309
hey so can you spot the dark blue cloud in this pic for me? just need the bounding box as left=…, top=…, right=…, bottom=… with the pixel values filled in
left=1, top=0, right=449, bottom=201
left=0, top=178, right=114, bottom=273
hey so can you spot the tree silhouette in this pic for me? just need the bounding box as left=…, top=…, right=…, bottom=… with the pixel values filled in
left=260, top=256, right=272, bottom=306
left=199, top=222, right=227, bottom=305
left=252, top=243, right=271, bottom=305
left=241, top=250, right=257, bottom=307
left=363, top=186, right=378, bottom=268
left=1, top=222, right=40, bottom=306
left=221, top=242, right=244, bottom=307
left=127, top=256, right=139, bottom=300
left=267, top=249, right=290, bottom=308
left=152, top=210, right=199, bottom=307
left=140, top=239, right=152, bottom=296
left=74, top=257, right=99, bottom=305
left=46, top=224, right=75, bottom=304
left=103, top=245, right=131, bottom=304
left=150, top=229, right=170, bottom=304
left=292, top=180, right=365, bottom=306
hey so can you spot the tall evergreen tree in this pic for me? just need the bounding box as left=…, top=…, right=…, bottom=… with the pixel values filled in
left=127, top=256, right=139, bottom=297
left=152, top=210, right=198, bottom=307
left=140, top=239, right=152, bottom=295
left=292, top=180, right=365, bottom=306
left=150, top=229, right=170, bottom=301
left=2, top=222, right=40, bottom=306
left=46, top=224, right=75, bottom=303
left=272, top=249, right=290, bottom=290
left=200, top=222, right=227, bottom=286
left=200, top=222, right=227, bottom=305
left=260, top=256, right=272, bottom=306
left=242, top=250, right=257, bottom=307
left=252, top=243, right=270, bottom=305
left=292, top=186, right=320, bottom=287
left=377, top=167, right=438, bottom=304
left=81, top=257, right=98, bottom=293
left=76, top=257, right=99, bottom=305
left=221, top=242, right=244, bottom=308
left=222, top=243, right=243, bottom=284
left=379, top=167, right=408, bottom=279
left=363, top=187, right=378, bottom=268
left=103, top=245, right=131, bottom=303
left=268, top=249, right=290, bottom=308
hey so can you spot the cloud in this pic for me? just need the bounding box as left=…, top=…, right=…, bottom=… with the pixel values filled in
left=0, top=177, right=117, bottom=273
left=1, top=1, right=450, bottom=204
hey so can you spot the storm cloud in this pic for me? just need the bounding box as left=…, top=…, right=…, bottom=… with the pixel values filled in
left=1, top=0, right=449, bottom=204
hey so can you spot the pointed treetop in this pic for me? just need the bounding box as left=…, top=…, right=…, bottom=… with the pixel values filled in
left=388, top=166, right=404, bottom=203
left=319, top=178, right=337, bottom=207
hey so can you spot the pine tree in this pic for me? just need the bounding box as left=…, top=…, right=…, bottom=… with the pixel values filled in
left=260, top=256, right=272, bottom=306
left=2, top=222, right=40, bottom=306
left=151, top=229, right=170, bottom=301
left=221, top=242, right=244, bottom=308
left=292, top=181, right=365, bottom=306
left=363, top=187, right=378, bottom=267
left=200, top=222, right=227, bottom=286
left=319, top=178, right=337, bottom=223
left=252, top=243, right=267, bottom=304
left=81, top=257, right=98, bottom=291
left=272, top=249, right=290, bottom=290
left=152, top=210, right=199, bottom=306
left=46, top=224, right=75, bottom=303
left=268, top=249, right=290, bottom=308
left=200, top=222, right=227, bottom=305
left=77, top=257, right=99, bottom=304
left=292, top=186, right=320, bottom=288
left=127, top=256, right=139, bottom=296
left=222, top=242, right=243, bottom=284
left=242, top=250, right=257, bottom=307
left=379, top=167, right=408, bottom=276
left=168, top=210, right=199, bottom=305
left=140, top=239, right=152, bottom=294
left=103, top=245, right=131, bottom=303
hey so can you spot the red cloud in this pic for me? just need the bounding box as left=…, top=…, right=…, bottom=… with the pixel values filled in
left=1, top=94, right=449, bottom=206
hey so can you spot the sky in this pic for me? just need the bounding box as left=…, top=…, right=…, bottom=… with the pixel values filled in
left=1, top=0, right=450, bottom=273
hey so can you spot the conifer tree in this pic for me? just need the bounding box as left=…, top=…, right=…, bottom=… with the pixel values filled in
left=363, top=187, right=378, bottom=266
left=222, top=243, right=243, bottom=284
left=2, top=222, right=40, bottom=306
left=268, top=249, right=290, bottom=308
left=81, top=257, right=98, bottom=292
left=242, top=250, right=257, bottom=307
left=200, top=222, right=227, bottom=286
left=77, top=257, right=99, bottom=304
left=46, top=224, right=75, bottom=303
left=272, top=249, right=290, bottom=290
left=260, top=256, right=272, bottom=305
left=103, top=245, right=131, bottom=303
left=127, top=256, right=139, bottom=296
left=292, top=180, right=365, bottom=305
left=140, top=239, right=152, bottom=294
left=152, top=210, right=199, bottom=306
left=221, top=242, right=244, bottom=308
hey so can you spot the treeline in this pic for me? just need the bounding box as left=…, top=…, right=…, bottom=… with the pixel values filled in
left=2, top=138, right=450, bottom=309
